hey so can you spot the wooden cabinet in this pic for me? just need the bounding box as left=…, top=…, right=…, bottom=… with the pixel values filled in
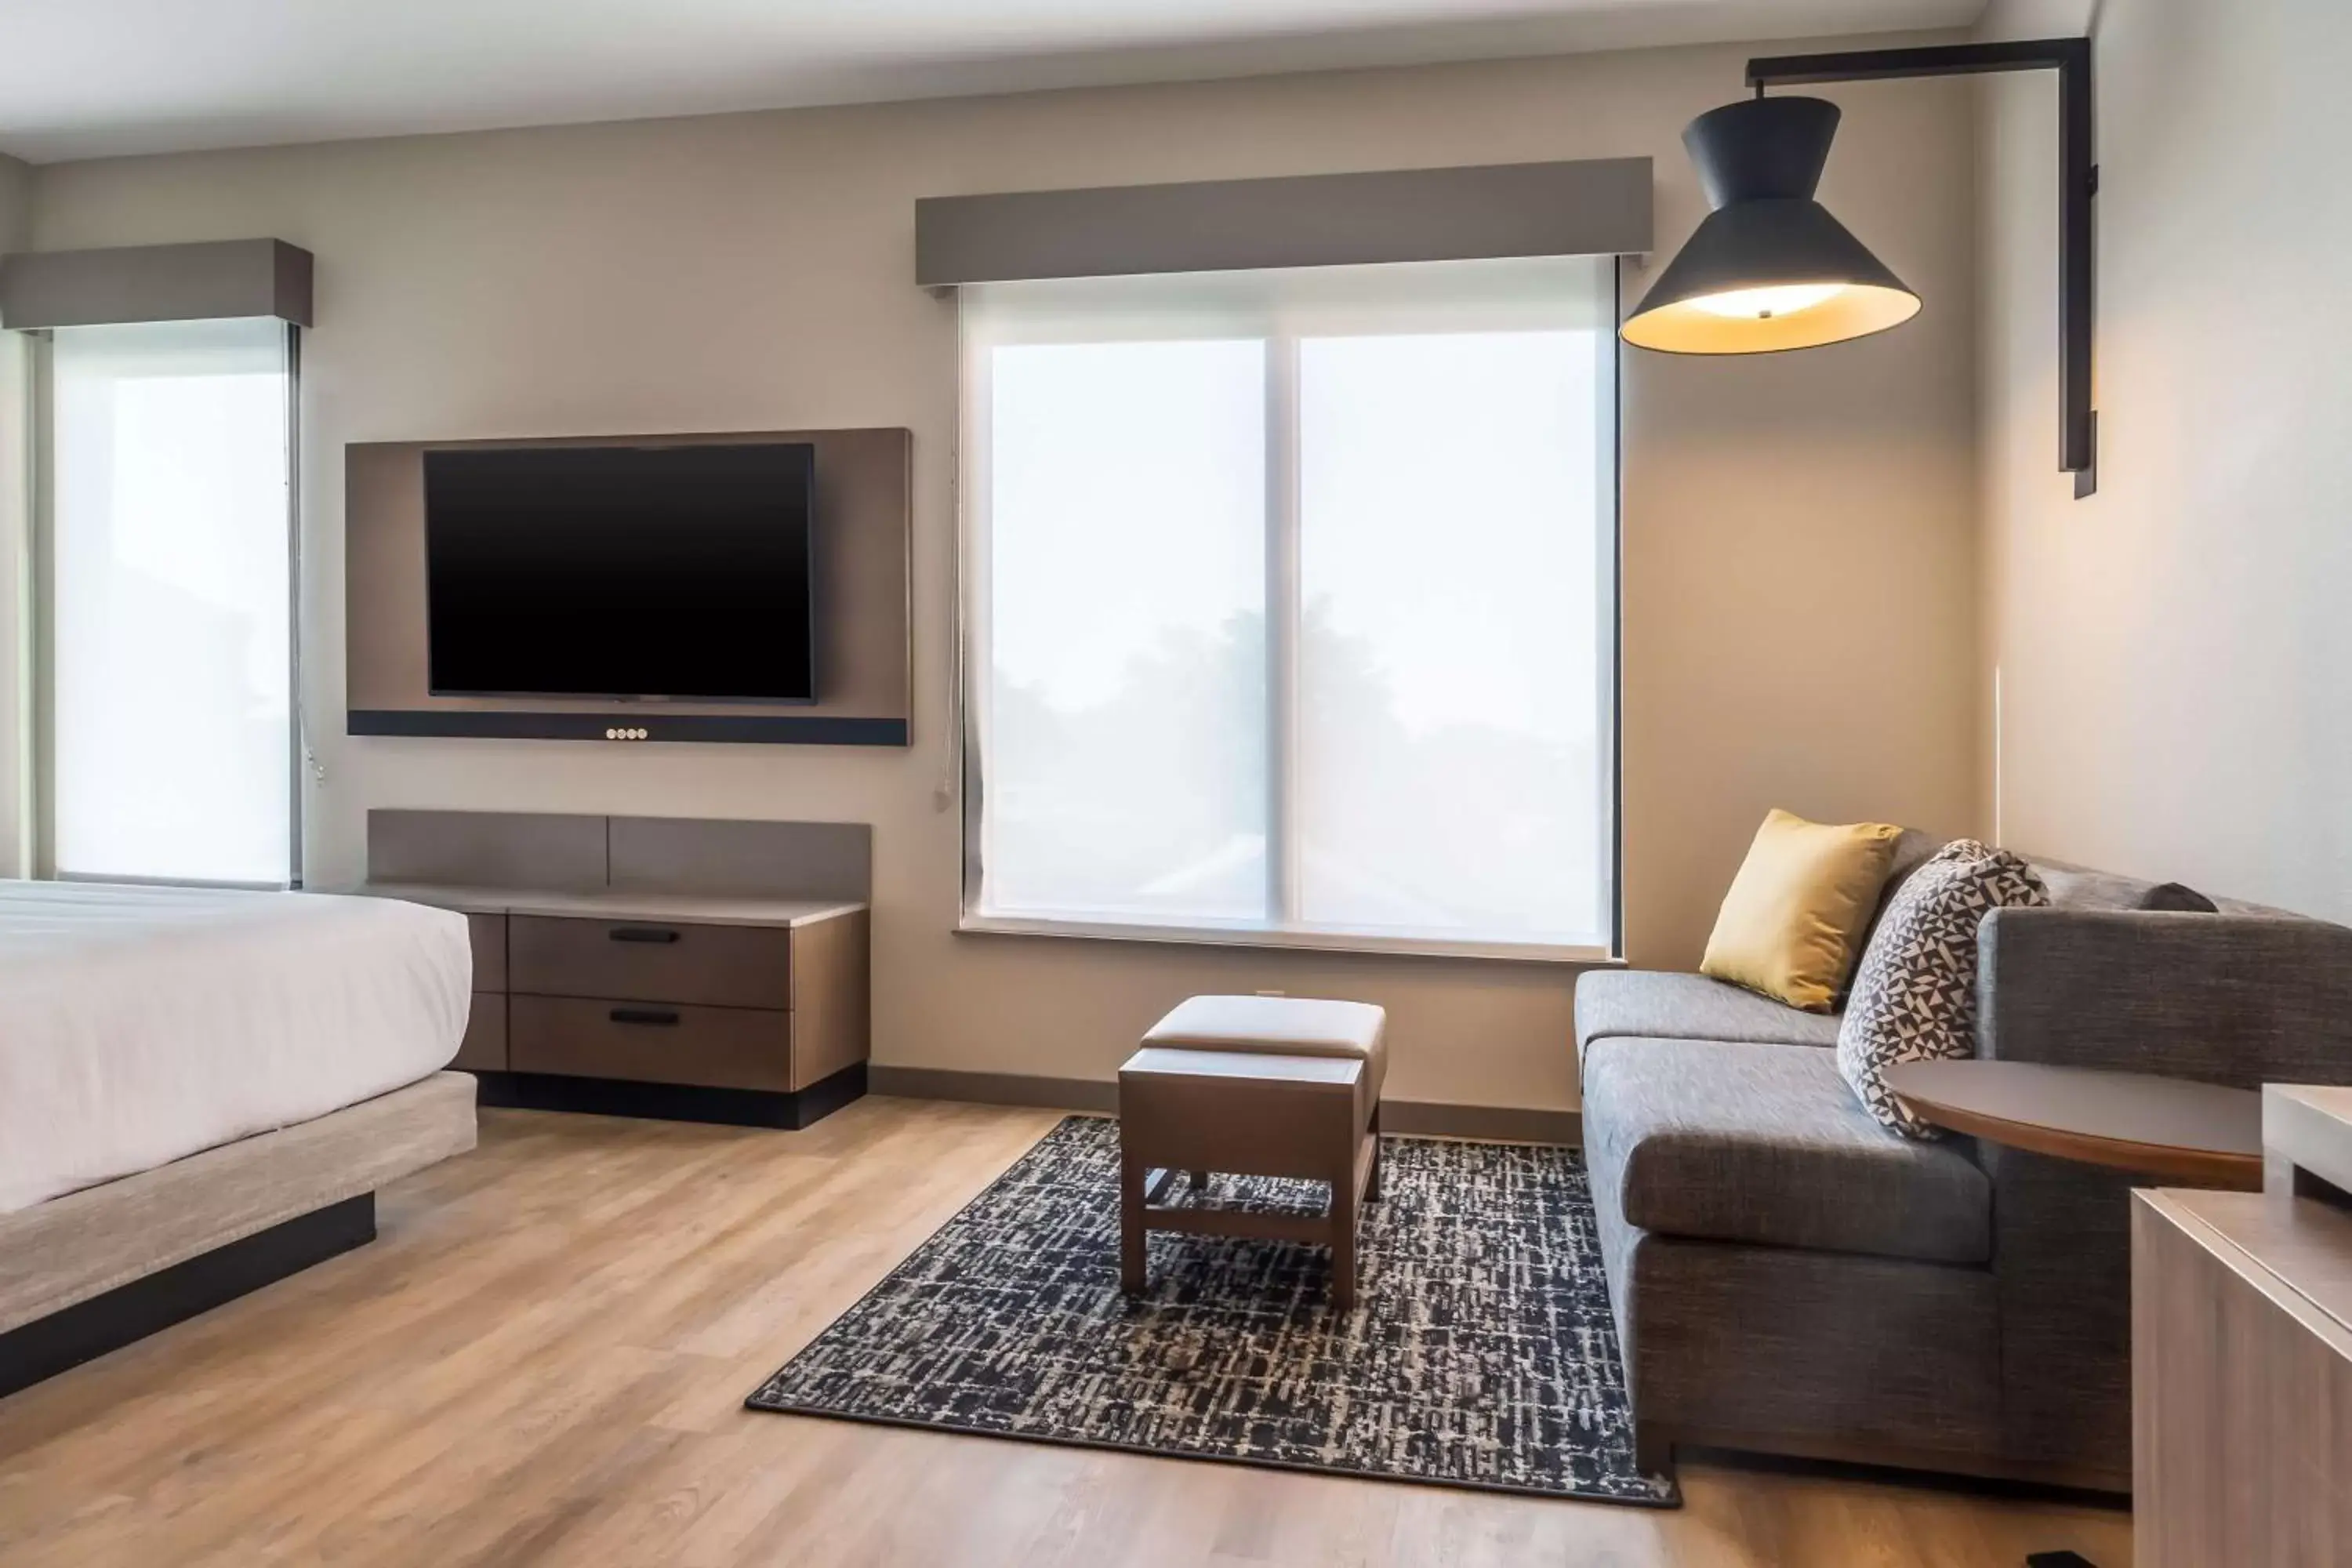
left=2134, top=1088, right=2352, bottom=1566
left=390, top=887, right=868, bottom=1129
left=508, top=915, right=795, bottom=1011
left=510, top=996, right=794, bottom=1092
left=465, top=912, right=507, bottom=992
left=452, top=995, right=508, bottom=1072
left=451, top=911, right=510, bottom=1070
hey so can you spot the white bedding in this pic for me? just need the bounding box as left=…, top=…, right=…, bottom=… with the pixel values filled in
left=0, top=882, right=470, bottom=1215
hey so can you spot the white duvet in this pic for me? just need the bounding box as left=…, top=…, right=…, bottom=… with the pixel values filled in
left=0, top=882, right=470, bottom=1215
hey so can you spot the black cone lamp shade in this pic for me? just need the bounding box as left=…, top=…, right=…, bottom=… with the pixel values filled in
left=1622, top=96, right=1921, bottom=354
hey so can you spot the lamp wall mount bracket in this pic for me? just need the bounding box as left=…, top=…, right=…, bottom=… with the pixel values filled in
left=1748, top=38, right=2097, bottom=497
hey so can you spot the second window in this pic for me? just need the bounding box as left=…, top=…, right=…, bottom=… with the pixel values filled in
left=964, top=257, right=1617, bottom=956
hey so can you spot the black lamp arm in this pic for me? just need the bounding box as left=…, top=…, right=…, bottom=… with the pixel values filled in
left=1748, top=38, right=2096, bottom=498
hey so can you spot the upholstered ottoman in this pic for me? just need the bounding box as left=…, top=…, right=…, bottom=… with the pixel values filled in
left=1117, top=995, right=1387, bottom=1310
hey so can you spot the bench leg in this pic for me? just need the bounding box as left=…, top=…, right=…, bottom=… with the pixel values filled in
left=1120, top=1146, right=1148, bottom=1297
left=1330, top=1153, right=1359, bottom=1314
left=1365, top=1105, right=1383, bottom=1203
left=1188, top=1169, right=1208, bottom=1192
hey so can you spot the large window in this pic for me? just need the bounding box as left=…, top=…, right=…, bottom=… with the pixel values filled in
left=962, top=258, right=1617, bottom=957
left=45, top=318, right=297, bottom=886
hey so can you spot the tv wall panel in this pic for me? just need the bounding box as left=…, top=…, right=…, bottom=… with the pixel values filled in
left=344, top=427, right=911, bottom=746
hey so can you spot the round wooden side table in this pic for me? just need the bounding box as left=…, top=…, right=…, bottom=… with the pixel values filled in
left=1882, top=1058, right=2267, bottom=1568
left=1883, top=1058, right=2263, bottom=1191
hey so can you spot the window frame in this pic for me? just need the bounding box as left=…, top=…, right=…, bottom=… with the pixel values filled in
left=31, top=318, right=305, bottom=891
left=954, top=260, right=1624, bottom=964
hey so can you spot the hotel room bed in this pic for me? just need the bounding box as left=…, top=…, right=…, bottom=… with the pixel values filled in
left=0, top=883, right=478, bottom=1396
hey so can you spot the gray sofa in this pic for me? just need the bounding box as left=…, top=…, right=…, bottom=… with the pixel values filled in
left=1576, top=836, right=2352, bottom=1490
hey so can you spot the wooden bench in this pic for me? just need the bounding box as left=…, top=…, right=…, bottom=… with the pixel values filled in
left=1117, top=996, right=1387, bottom=1312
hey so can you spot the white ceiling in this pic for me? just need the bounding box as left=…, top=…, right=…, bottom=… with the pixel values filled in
left=0, top=0, right=1985, bottom=165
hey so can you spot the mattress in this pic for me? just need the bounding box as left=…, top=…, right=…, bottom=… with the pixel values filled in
left=0, top=882, right=470, bottom=1215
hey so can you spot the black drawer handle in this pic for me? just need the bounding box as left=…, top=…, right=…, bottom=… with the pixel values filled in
left=609, top=927, right=681, bottom=945
left=608, top=1007, right=681, bottom=1028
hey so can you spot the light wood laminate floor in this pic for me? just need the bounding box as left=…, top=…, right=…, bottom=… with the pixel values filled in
left=0, top=1100, right=2132, bottom=1566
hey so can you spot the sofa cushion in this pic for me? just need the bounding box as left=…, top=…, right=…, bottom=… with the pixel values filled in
left=2138, top=880, right=2219, bottom=912
left=1575, top=968, right=1840, bottom=1062
left=2031, top=862, right=2160, bottom=912
left=2031, top=856, right=2299, bottom=919
left=1583, top=1035, right=1991, bottom=1265
left=1699, top=809, right=1904, bottom=1011
left=1839, top=841, right=2049, bottom=1137
left=1849, top=828, right=1949, bottom=996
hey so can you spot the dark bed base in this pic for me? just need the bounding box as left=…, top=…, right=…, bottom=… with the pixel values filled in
left=470, top=1062, right=867, bottom=1131
left=0, top=1192, right=378, bottom=1402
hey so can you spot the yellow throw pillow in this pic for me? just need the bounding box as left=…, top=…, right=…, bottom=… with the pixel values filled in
left=1701, top=809, right=1904, bottom=1012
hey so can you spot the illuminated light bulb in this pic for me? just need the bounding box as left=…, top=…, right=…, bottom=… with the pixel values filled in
left=1689, top=283, right=1846, bottom=321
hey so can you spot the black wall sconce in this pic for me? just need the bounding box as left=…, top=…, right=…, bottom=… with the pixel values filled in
left=1623, top=38, right=2098, bottom=497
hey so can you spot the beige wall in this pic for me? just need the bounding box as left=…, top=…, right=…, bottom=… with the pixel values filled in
left=1979, top=0, right=2352, bottom=920
left=0, top=157, right=25, bottom=249
left=22, top=42, right=1980, bottom=1110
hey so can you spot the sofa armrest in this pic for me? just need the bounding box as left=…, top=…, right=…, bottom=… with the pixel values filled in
left=1976, top=907, right=2352, bottom=1087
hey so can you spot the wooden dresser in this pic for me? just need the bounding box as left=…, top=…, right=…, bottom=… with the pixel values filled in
left=357, top=809, right=873, bottom=1130
left=2133, top=1086, right=2352, bottom=1566
left=379, top=884, right=868, bottom=1129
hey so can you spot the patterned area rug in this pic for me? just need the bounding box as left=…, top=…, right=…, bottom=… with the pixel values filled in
left=746, top=1116, right=1675, bottom=1506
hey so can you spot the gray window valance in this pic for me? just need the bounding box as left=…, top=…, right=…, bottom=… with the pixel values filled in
left=0, top=238, right=313, bottom=329
left=916, top=158, right=1652, bottom=288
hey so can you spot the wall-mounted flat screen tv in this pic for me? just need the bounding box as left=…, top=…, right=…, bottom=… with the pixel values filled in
left=426, top=442, right=816, bottom=703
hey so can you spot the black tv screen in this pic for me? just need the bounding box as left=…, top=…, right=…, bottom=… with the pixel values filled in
left=426, top=443, right=815, bottom=703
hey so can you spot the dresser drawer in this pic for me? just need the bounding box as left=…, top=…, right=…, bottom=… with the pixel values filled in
left=508, top=915, right=791, bottom=1009
left=451, top=993, right=508, bottom=1071
left=510, top=995, right=792, bottom=1091
left=467, top=913, right=507, bottom=993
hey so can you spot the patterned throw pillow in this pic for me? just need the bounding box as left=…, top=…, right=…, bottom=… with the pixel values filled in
left=1837, top=840, right=2049, bottom=1138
